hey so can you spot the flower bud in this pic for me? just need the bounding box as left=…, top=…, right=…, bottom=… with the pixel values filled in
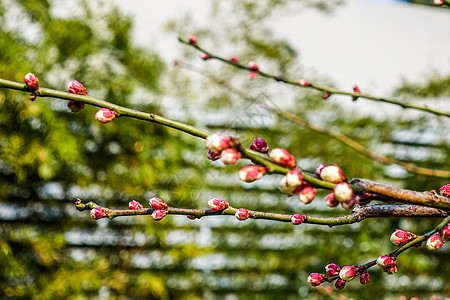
left=250, top=138, right=269, bottom=153
left=278, top=176, right=300, bottom=196
left=67, top=100, right=85, bottom=113
left=390, top=229, right=416, bottom=246
left=322, top=92, right=331, bottom=100
left=95, top=108, right=118, bottom=123
left=200, top=52, right=210, bottom=60
left=206, top=133, right=232, bottom=154
left=285, top=169, right=303, bottom=187
left=298, top=186, right=317, bottom=204
left=151, top=209, right=167, bottom=221
left=230, top=56, right=239, bottom=63
left=90, top=207, right=108, bottom=220
left=440, top=224, right=450, bottom=241
left=235, top=208, right=250, bottom=221
left=426, top=234, right=443, bottom=250
left=239, top=165, right=266, bottom=182
left=335, top=279, right=346, bottom=290
left=333, top=182, right=353, bottom=202
left=325, top=193, right=339, bottom=208
left=439, top=184, right=450, bottom=197
left=319, top=165, right=346, bottom=183
left=325, top=263, right=341, bottom=276
left=299, top=79, right=310, bottom=87
left=67, top=80, right=87, bottom=95
left=129, top=200, right=143, bottom=210
left=187, top=215, right=196, bottom=220
left=149, top=197, right=168, bottom=211
left=383, top=262, right=398, bottom=275
left=207, top=150, right=221, bottom=161
left=24, top=73, right=39, bottom=90
left=207, top=198, right=229, bottom=211
left=291, top=214, right=306, bottom=225
left=269, top=148, right=296, bottom=168
left=341, top=197, right=356, bottom=210
left=315, top=164, right=328, bottom=178
left=249, top=72, right=258, bottom=79
left=188, top=35, right=197, bottom=45
left=376, top=256, right=394, bottom=268
left=307, top=273, right=327, bottom=286
left=434, top=0, right=444, bottom=5
left=220, top=148, right=241, bottom=165
left=355, top=193, right=374, bottom=206
left=248, top=61, right=259, bottom=71
left=339, top=266, right=357, bottom=281
left=353, top=85, right=361, bottom=93
left=360, top=271, right=370, bottom=285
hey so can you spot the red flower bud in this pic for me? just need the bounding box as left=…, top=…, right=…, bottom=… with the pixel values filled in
left=298, top=186, right=317, bottom=204
left=285, top=169, right=303, bottom=187
left=319, top=164, right=346, bottom=183
left=325, top=193, right=339, bottom=208
left=341, top=197, right=356, bottom=210
left=353, top=85, right=361, bottom=93
left=249, top=72, right=258, bottom=79
left=129, top=200, right=143, bottom=210
left=322, top=92, right=331, bottom=100
left=299, top=79, right=310, bottom=87
left=151, top=209, right=167, bottom=221
left=200, top=52, right=210, bottom=60
left=291, top=214, right=306, bottom=225
left=149, top=197, right=168, bottom=211
left=220, top=148, right=241, bottom=165
left=207, top=150, right=221, bottom=161
left=250, top=138, right=269, bottom=153
left=188, top=35, right=197, bottom=45
left=187, top=215, right=196, bottom=220
left=325, top=263, right=341, bottom=276
left=360, top=271, right=370, bottom=285
left=339, top=266, right=357, bottom=281
left=376, top=255, right=394, bottom=268
left=383, top=262, right=398, bottom=275
left=440, top=223, right=450, bottom=241
left=235, top=208, right=250, bottom=221
left=24, top=73, right=39, bottom=90
left=426, top=234, right=443, bottom=250
left=335, top=279, right=346, bottom=290
left=439, top=184, right=450, bottom=197
left=90, top=207, right=108, bottom=220
left=248, top=61, right=259, bottom=71
left=206, top=133, right=232, bottom=154
left=334, top=182, right=353, bottom=202
left=434, top=0, right=444, bottom=5
left=239, top=165, right=266, bottom=182
left=230, top=56, right=239, bottom=63
left=307, top=273, right=327, bottom=286
left=269, top=148, right=296, bottom=168
left=207, top=198, right=229, bottom=211
left=95, top=108, right=118, bottom=123
left=67, top=100, right=85, bottom=113
left=67, top=80, right=87, bottom=95
left=390, top=229, right=416, bottom=246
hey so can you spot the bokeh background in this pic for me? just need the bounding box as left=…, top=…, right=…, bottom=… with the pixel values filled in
left=0, top=0, right=449, bottom=299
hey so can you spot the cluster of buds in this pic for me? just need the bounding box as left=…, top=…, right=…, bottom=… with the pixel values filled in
left=24, top=73, right=40, bottom=101
left=248, top=61, right=259, bottom=79
left=316, top=164, right=357, bottom=209
left=235, top=208, right=251, bottom=221
left=239, top=165, right=266, bottom=182
left=278, top=169, right=317, bottom=204
left=376, top=255, right=398, bottom=274
left=149, top=197, right=169, bottom=221
left=308, top=263, right=369, bottom=290
left=390, top=229, right=417, bottom=247
left=90, top=207, right=109, bottom=220
left=207, top=198, right=229, bottom=211
left=440, top=184, right=450, bottom=197
left=128, top=200, right=144, bottom=210
left=205, top=133, right=242, bottom=165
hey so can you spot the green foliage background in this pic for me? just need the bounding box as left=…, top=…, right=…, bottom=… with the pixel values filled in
left=0, top=0, right=448, bottom=299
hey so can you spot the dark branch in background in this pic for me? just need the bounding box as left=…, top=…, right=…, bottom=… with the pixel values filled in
left=178, top=37, right=450, bottom=119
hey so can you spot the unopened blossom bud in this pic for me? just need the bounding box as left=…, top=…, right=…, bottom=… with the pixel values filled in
left=67, top=80, right=87, bottom=95
left=149, top=197, right=168, bottom=211
left=221, top=148, right=241, bottom=165
left=250, top=138, right=269, bottom=153
left=339, top=266, right=357, bottom=281
left=129, top=200, right=143, bottom=210
left=207, top=197, right=229, bottom=211
left=390, top=229, right=416, bottom=246
left=269, top=148, right=296, bottom=168
left=230, top=56, right=239, bottom=63
left=248, top=61, right=259, bottom=71
left=239, top=165, right=266, bottom=182
left=325, top=193, right=339, bottom=208
left=334, top=182, right=353, bottom=202
left=315, top=164, right=328, bottom=178
left=285, top=169, right=303, bottom=187
left=67, top=100, right=85, bottom=113
left=355, top=193, right=374, bottom=206
left=319, top=165, right=346, bottom=183
left=335, top=279, right=346, bottom=290
left=187, top=215, right=196, bottom=220
left=235, top=208, right=250, bottom=221
left=307, top=273, right=327, bottom=286
left=434, top=0, right=444, bottom=5
left=24, top=73, right=39, bottom=90
left=291, top=214, right=306, bottom=225
left=188, top=35, right=197, bottom=45
left=353, top=85, right=361, bottom=93
left=383, top=262, right=398, bottom=275
left=207, top=150, right=221, bottom=161
left=151, top=209, right=167, bottom=221
left=341, top=197, right=356, bottom=210
left=249, top=72, right=258, bottom=79
left=298, top=186, right=317, bottom=204
left=206, top=133, right=232, bottom=154
left=90, top=207, right=108, bottom=220
left=278, top=176, right=300, bottom=196
left=376, top=255, right=394, bottom=268
left=95, top=108, right=118, bottom=123
left=439, top=184, right=450, bottom=197
left=200, top=52, right=210, bottom=60
left=360, top=271, right=370, bottom=285
left=299, top=79, right=310, bottom=87
left=322, top=92, right=331, bottom=100
left=440, top=224, right=450, bottom=241
left=325, top=263, right=341, bottom=276
left=426, top=234, right=443, bottom=250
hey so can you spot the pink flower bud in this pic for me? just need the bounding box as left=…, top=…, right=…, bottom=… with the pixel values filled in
left=315, top=164, right=328, bottom=178
left=205, top=133, right=232, bottom=154
left=426, top=234, right=443, bottom=250
left=235, top=208, right=250, bottom=221
left=220, top=148, right=241, bottom=165
left=298, top=186, right=317, bottom=204
left=67, top=100, right=85, bottom=113
left=269, top=148, right=297, bottom=168
left=207, top=150, right=221, bottom=161
left=307, top=273, right=327, bottom=286
left=325, top=193, right=339, bottom=208
left=376, top=256, right=394, bottom=268
left=341, top=197, right=356, bottom=210
left=339, top=266, right=357, bottom=281
left=278, top=176, right=301, bottom=196
left=67, top=80, right=87, bottom=95
left=90, top=207, right=108, bottom=220
left=322, top=92, right=331, bottom=100
left=291, top=214, right=306, bottom=225
left=249, top=72, right=258, bottom=79
left=319, top=165, right=346, bottom=183
left=333, top=182, right=353, bottom=202
left=355, top=193, right=374, bottom=206
left=248, top=61, right=259, bottom=71
left=151, top=209, right=167, bottom=221
left=250, top=138, right=269, bottom=153
left=149, top=197, right=168, bottom=211
left=299, top=79, right=310, bottom=87
left=390, top=229, right=416, bottom=246
left=434, top=0, right=444, bottom=5
left=95, top=108, right=118, bottom=123
left=129, top=200, right=143, bottom=210
left=207, top=198, right=229, bottom=211
left=440, top=224, right=450, bottom=241
left=285, top=169, right=303, bottom=187
left=383, top=262, right=398, bottom=275
left=239, top=165, right=266, bottom=182
left=230, top=56, right=239, bottom=63
left=439, top=184, right=450, bottom=197
left=360, top=271, right=370, bottom=284
left=335, top=279, right=346, bottom=290
left=24, top=73, right=39, bottom=90
left=188, top=35, right=197, bottom=45
left=200, top=52, right=210, bottom=60
left=353, top=85, right=361, bottom=93
left=325, top=263, right=341, bottom=276
left=187, top=215, right=196, bottom=220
